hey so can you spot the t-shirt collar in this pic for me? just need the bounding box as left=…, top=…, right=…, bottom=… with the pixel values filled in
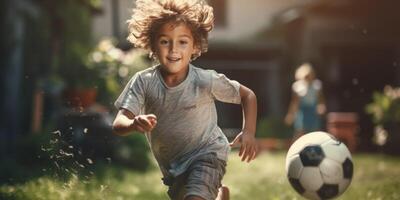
left=157, top=64, right=193, bottom=91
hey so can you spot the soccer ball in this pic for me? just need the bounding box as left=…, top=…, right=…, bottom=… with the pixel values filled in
left=285, top=131, right=353, bottom=200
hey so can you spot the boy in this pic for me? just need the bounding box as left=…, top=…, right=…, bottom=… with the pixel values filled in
left=112, top=0, right=258, bottom=199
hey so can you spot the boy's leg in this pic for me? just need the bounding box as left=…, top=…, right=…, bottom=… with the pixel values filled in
left=185, top=185, right=229, bottom=200
left=216, top=185, right=230, bottom=200
left=164, top=172, right=187, bottom=200
left=183, top=153, right=227, bottom=200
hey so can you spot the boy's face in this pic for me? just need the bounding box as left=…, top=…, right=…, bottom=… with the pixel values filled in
left=154, top=22, right=198, bottom=75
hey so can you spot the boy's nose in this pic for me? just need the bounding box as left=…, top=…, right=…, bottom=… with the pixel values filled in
left=170, top=41, right=178, bottom=53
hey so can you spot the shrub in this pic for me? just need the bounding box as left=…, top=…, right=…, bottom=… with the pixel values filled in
left=256, top=117, right=293, bottom=139
left=366, top=85, right=400, bottom=153
left=366, top=85, right=400, bottom=126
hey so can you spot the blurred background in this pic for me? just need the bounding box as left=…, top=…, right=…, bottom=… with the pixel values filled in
left=1, top=0, right=400, bottom=199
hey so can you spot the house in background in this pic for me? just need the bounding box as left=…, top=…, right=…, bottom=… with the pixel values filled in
left=91, top=0, right=312, bottom=125
left=276, top=0, right=400, bottom=150
left=91, top=0, right=310, bottom=42
left=1, top=0, right=399, bottom=154
left=90, top=0, right=400, bottom=150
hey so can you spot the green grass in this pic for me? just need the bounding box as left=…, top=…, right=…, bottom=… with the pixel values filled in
left=1, top=152, right=400, bottom=200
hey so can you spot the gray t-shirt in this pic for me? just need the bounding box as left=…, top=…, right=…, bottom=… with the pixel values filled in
left=114, top=64, right=241, bottom=177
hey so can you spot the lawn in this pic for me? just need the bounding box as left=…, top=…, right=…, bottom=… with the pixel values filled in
left=1, top=151, right=400, bottom=200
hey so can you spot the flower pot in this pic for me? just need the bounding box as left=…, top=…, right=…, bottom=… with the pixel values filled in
left=63, top=88, right=97, bottom=108
left=327, top=112, right=358, bottom=152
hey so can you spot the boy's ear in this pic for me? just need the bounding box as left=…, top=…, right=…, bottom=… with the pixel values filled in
left=191, top=48, right=201, bottom=60
left=194, top=44, right=201, bottom=54
left=190, top=42, right=201, bottom=60
left=195, top=47, right=201, bottom=55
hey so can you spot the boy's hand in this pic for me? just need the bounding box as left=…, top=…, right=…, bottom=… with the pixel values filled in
left=131, top=114, right=157, bottom=133
left=230, top=131, right=258, bottom=162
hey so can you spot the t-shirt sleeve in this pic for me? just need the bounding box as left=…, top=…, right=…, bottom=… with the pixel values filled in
left=313, top=79, right=322, bottom=91
left=210, top=70, right=241, bottom=104
left=114, top=73, right=145, bottom=115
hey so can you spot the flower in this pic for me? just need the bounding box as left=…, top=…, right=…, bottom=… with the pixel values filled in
left=366, top=85, right=400, bottom=126
left=85, top=38, right=151, bottom=103
left=367, top=85, right=400, bottom=151
left=373, top=125, right=388, bottom=146
left=87, top=38, right=150, bottom=79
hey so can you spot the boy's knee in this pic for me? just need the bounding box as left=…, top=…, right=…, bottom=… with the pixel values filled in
left=185, top=195, right=206, bottom=200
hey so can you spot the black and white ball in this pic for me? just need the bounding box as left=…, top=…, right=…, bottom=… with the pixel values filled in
left=285, top=131, right=353, bottom=200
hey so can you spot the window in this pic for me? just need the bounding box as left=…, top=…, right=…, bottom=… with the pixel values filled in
left=208, top=0, right=227, bottom=27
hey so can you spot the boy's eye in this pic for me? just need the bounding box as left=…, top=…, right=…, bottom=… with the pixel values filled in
left=179, top=40, right=188, bottom=45
left=159, top=40, right=169, bottom=45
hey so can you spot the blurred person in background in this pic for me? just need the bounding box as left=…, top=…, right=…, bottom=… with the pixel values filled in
left=285, top=63, right=326, bottom=141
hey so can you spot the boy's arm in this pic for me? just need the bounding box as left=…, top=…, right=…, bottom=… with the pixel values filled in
left=317, top=89, right=327, bottom=115
left=230, top=84, right=258, bottom=162
left=112, top=108, right=157, bottom=136
left=285, top=91, right=299, bottom=125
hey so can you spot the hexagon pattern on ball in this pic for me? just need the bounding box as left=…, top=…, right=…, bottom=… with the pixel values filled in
left=342, top=158, right=354, bottom=179
left=287, top=155, right=304, bottom=178
left=299, top=145, right=325, bottom=166
left=286, top=131, right=353, bottom=200
left=317, top=184, right=339, bottom=199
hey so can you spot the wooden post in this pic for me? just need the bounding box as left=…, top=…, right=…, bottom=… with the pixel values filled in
left=31, top=89, right=44, bottom=134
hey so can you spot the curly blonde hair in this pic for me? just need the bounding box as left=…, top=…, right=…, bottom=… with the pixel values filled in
left=295, top=63, right=315, bottom=81
left=127, top=0, right=214, bottom=59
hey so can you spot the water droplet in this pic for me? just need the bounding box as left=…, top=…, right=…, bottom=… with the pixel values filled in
left=100, top=185, right=108, bottom=193
left=64, top=152, right=74, bottom=157
left=50, top=139, right=58, bottom=144
left=53, top=130, right=61, bottom=136
left=54, top=161, right=60, bottom=169
left=41, top=146, right=51, bottom=152
left=352, top=78, right=359, bottom=85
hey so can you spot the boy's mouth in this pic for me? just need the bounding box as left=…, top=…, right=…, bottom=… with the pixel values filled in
left=167, top=57, right=181, bottom=62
